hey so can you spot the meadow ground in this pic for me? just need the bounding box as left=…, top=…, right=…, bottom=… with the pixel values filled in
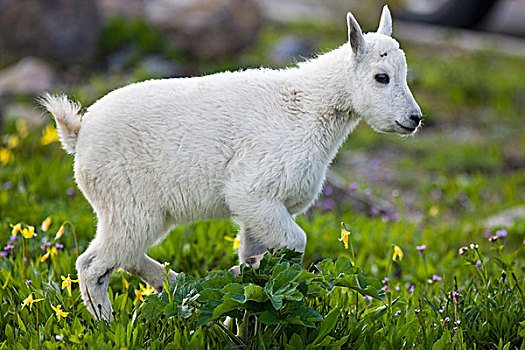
left=0, top=19, right=524, bottom=349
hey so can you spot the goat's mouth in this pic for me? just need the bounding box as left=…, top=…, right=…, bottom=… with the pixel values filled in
left=395, top=121, right=416, bottom=133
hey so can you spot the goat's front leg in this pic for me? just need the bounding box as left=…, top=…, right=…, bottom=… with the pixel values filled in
left=227, top=194, right=307, bottom=273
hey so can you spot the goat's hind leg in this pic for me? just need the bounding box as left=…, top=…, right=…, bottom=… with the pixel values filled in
left=124, top=254, right=178, bottom=292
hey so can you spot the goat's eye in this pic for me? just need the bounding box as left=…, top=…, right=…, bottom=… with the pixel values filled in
left=374, top=73, right=390, bottom=84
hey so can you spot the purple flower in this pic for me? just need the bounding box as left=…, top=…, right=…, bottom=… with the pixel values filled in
left=349, top=182, right=359, bottom=190
left=414, top=308, right=420, bottom=315
left=439, top=308, right=444, bottom=313
left=364, top=188, right=372, bottom=196
left=26, top=280, right=32, bottom=285
left=412, top=212, right=423, bottom=223
left=4, top=244, right=14, bottom=251
left=9, top=235, right=18, bottom=242
left=382, top=277, right=389, bottom=284
left=395, top=286, right=400, bottom=291
left=321, top=198, right=335, bottom=211
left=431, top=322, right=438, bottom=327
left=371, top=207, right=380, bottom=215
left=458, top=246, right=469, bottom=255
left=443, top=317, right=450, bottom=323
left=432, top=274, right=442, bottom=282
left=476, top=260, right=482, bottom=269
left=0, top=251, right=7, bottom=258
left=362, top=295, right=373, bottom=301
left=416, top=245, right=426, bottom=252
left=4, top=181, right=12, bottom=190
left=409, top=285, right=415, bottom=293
left=507, top=288, right=511, bottom=293
left=66, top=187, right=75, bottom=196
left=55, top=243, right=64, bottom=250
left=395, top=311, right=401, bottom=317
left=495, top=229, right=507, bottom=238
left=381, top=285, right=388, bottom=291
left=452, top=292, right=462, bottom=299
left=40, top=242, right=51, bottom=250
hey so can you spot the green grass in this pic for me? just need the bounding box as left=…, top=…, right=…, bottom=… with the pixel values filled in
left=0, top=19, right=524, bottom=349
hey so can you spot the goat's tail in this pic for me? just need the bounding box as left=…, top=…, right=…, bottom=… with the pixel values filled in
left=39, top=93, right=83, bottom=154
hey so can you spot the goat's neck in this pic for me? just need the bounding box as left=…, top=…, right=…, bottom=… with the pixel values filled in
left=293, top=44, right=361, bottom=159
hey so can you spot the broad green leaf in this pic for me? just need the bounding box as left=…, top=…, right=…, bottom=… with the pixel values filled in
left=314, top=308, right=339, bottom=344
left=244, top=284, right=267, bottom=303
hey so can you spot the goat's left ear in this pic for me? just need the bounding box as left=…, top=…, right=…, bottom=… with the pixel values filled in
left=377, top=5, right=392, bottom=36
left=347, top=12, right=366, bottom=57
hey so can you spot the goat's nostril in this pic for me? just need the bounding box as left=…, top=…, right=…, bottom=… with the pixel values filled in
left=410, top=114, right=422, bottom=125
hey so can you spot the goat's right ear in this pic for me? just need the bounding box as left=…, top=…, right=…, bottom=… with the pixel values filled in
left=347, top=12, right=366, bottom=57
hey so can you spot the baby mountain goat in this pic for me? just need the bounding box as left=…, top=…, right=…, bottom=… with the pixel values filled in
left=41, top=6, right=421, bottom=321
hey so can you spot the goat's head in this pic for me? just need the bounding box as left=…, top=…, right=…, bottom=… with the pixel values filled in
left=345, top=6, right=422, bottom=135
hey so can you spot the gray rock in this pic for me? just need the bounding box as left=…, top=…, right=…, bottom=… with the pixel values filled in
left=485, top=205, right=525, bottom=229
left=271, top=35, right=314, bottom=66
left=0, top=57, right=55, bottom=97
left=0, top=0, right=100, bottom=65
left=145, top=0, right=262, bottom=59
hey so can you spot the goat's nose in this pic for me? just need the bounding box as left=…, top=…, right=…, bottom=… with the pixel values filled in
left=409, top=114, right=422, bottom=125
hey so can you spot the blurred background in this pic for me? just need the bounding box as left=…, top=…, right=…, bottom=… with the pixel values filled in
left=0, top=0, right=524, bottom=265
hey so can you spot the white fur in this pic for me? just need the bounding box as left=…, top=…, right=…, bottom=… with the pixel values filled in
left=41, top=6, right=421, bottom=321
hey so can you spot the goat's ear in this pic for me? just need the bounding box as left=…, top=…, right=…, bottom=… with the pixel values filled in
left=377, top=5, right=392, bottom=36
left=347, top=12, right=366, bottom=57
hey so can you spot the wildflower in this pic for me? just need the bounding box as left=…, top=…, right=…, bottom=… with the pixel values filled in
left=7, top=135, right=19, bottom=149
left=454, top=320, right=461, bottom=325
left=4, top=181, right=12, bottom=190
left=507, top=288, right=511, bottom=293
left=61, top=275, right=79, bottom=296
left=9, top=234, right=17, bottom=242
left=21, top=293, right=43, bottom=310
left=476, top=260, right=482, bottom=269
left=10, top=223, right=22, bottom=236
left=409, top=285, right=415, bottom=293
left=4, top=243, right=14, bottom=251
left=469, top=243, right=478, bottom=250
left=416, top=245, right=426, bottom=253
left=339, top=226, right=350, bottom=249
left=349, top=182, right=358, bottom=190
left=442, top=317, right=450, bottom=323
left=324, top=186, right=333, bottom=196
left=395, top=286, right=400, bottom=291
left=224, top=235, right=240, bottom=250
left=431, top=322, right=438, bottom=327
left=432, top=274, right=442, bottom=282
left=41, top=124, right=59, bottom=146
left=428, top=206, right=439, bottom=217
left=392, top=245, right=403, bottom=262
left=452, top=292, right=462, bottom=299
left=66, top=187, right=74, bottom=196
left=414, top=308, right=420, bottom=315
left=122, top=276, right=129, bottom=289
left=40, top=246, right=57, bottom=262
left=364, top=188, right=372, bottom=196
left=370, top=207, right=380, bottom=215
left=55, top=225, right=65, bottom=240
left=395, top=311, right=401, bottom=317
left=55, top=335, right=64, bottom=341
left=0, top=148, right=13, bottom=165
left=21, top=225, right=36, bottom=239
left=381, top=285, right=388, bottom=291
left=321, top=199, right=335, bottom=211
left=135, top=289, right=144, bottom=302
left=458, top=246, right=469, bottom=255
left=0, top=252, right=7, bottom=258
left=495, top=229, right=507, bottom=238
left=50, top=304, right=69, bottom=321
left=40, top=242, right=51, bottom=250
left=362, top=295, right=373, bottom=301
left=139, top=283, right=156, bottom=297
left=439, top=308, right=444, bottom=313
left=26, top=280, right=32, bottom=285
left=382, top=277, right=389, bottom=284
left=501, top=270, right=507, bottom=281
left=488, top=235, right=498, bottom=242
left=41, top=217, right=52, bottom=231
left=55, top=243, right=64, bottom=250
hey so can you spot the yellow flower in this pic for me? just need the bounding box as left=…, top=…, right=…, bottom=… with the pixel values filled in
left=41, top=124, right=59, bottom=146
left=41, top=217, right=52, bottom=232
left=10, top=223, right=22, bottom=236
left=16, top=120, right=29, bottom=139
left=55, top=225, right=65, bottom=240
left=139, top=283, right=156, bottom=297
left=134, top=289, right=144, bottom=302
left=50, top=304, right=69, bottom=321
left=40, top=246, right=57, bottom=262
left=224, top=235, right=241, bottom=250
left=21, top=293, right=43, bottom=310
left=7, top=135, right=19, bottom=149
left=339, top=227, right=350, bottom=249
left=429, top=206, right=439, bottom=217
left=0, top=148, right=13, bottom=165
left=21, top=225, right=36, bottom=239
left=392, top=245, right=404, bottom=262
left=122, top=275, right=129, bottom=289
left=61, top=274, right=79, bottom=296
